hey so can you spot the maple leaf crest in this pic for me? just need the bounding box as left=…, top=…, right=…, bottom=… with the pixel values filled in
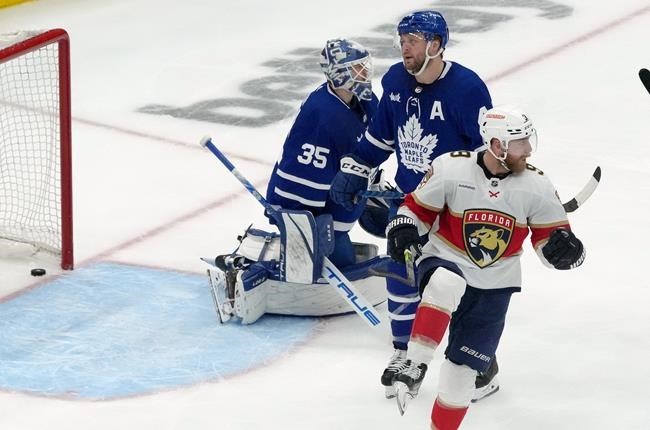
left=397, top=114, right=438, bottom=173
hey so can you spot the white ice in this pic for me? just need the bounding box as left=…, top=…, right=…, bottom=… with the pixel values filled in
left=0, top=0, right=649, bottom=428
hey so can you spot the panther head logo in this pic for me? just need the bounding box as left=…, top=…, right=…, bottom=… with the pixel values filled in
left=468, top=227, right=508, bottom=266
left=463, top=210, right=515, bottom=268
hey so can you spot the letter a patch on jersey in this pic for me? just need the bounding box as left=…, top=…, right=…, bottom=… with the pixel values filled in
left=462, top=209, right=515, bottom=268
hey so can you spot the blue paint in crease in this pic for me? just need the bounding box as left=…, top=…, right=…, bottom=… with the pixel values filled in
left=0, top=263, right=318, bottom=400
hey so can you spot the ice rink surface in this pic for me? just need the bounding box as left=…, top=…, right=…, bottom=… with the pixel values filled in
left=1, top=0, right=649, bottom=428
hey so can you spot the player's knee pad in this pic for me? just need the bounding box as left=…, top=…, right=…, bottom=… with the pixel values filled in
left=420, top=268, right=466, bottom=314
left=437, top=359, right=477, bottom=407
left=233, top=263, right=269, bottom=324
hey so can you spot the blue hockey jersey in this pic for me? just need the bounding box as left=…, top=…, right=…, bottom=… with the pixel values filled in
left=354, top=61, right=492, bottom=193
left=266, top=83, right=379, bottom=232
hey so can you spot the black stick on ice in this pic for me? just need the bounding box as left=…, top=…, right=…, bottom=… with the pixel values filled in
left=640, top=68, right=650, bottom=95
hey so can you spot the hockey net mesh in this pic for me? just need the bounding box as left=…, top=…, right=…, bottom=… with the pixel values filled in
left=0, top=31, right=62, bottom=255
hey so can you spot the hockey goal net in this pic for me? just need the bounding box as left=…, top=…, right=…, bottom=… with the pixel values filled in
left=0, top=29, right=73, bottom=269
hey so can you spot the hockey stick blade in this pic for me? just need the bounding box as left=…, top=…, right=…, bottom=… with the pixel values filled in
left=640, top=68, right=650, bottom=95
left=562, top=166, right=601, bottom=213
left=368, top=258, right=414, bottom=286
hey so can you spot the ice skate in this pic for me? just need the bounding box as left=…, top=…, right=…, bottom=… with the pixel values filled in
left=472, top=376, right=499, bottom=402
left=472, top=357, right=500, bottom=402
left=381, top=349, right=408, bottom=399
left=393, top=360, right=428, bottom=415
left=207, top=268, right=237, bottom=323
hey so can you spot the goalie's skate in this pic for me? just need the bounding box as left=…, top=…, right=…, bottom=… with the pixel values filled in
left=381, top=349, right=408, bottom=399
left=393, top=360, right=427, bottom=415
left=207, top=268, right=236, bottom=323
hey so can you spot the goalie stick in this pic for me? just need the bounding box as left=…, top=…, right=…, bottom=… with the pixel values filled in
left=640, top=68, right=650, bottom=95
left=359, top=166, right=602, bottom=214
left=200, top=136, right=383, bottom=329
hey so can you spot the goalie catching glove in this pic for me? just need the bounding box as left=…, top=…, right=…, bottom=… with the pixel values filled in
left=542, top=228, right=585, bottom=270
left=386, top=215, right=421, bottom=264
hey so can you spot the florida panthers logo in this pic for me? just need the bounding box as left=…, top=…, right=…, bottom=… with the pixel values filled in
left=462, top=209, right=515, bottom=268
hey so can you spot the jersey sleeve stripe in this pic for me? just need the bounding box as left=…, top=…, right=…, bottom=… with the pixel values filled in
left=530, top=223, right=571, bottom=249
left=333, top=220, right=355, bottom=232
left=365, top=130, right=394, bottom=152
left=276, top=168, right=331, bottom=190
left=273, top=187, right=326, bottom=207
left=406, top=193, right=440, bottom=225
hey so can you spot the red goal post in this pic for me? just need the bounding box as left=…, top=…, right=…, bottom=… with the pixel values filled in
left=0, top=29, right=73, bottom=269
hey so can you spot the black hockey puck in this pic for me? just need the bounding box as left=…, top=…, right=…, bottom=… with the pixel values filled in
left=30, top=268, right=46, bottom=276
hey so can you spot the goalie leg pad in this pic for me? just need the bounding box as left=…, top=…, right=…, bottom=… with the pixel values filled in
left=233, top=263, right=270, bottom=325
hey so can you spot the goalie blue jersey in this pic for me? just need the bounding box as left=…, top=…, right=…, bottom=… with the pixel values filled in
left=266, top=83, right=379, bottom=232
left=354, top=61, right=492, bottom=193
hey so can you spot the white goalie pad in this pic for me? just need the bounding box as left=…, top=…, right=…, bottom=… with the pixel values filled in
left=237, top=229, right=281, bottom=261
left=264, top=274, right=385, bottom=317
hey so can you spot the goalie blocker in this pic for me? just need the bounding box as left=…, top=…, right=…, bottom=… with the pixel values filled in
left=205, top=208, right=389, bottom=324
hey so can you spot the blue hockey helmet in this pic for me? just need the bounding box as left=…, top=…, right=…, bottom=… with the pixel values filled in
left=320, top=38, right=373, bottom=101
left=397, top=10, right=449, bottom=49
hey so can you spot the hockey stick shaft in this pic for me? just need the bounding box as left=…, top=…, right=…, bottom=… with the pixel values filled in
left=200, top=136, right=383, bottom=328
left=359, top=166, right=601, bottom=213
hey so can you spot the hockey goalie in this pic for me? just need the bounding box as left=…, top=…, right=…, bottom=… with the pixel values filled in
left=203, top=207, right=390, bottom=325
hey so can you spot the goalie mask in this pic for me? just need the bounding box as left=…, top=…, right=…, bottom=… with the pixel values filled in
left=320, top=38, right=373, bottom=101
left=480, top=106, right=538, bottom=165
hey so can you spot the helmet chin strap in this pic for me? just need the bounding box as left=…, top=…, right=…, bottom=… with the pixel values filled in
left=487, top=142, right=511, bottom=172
left=407, top=40, right=444, bottom=77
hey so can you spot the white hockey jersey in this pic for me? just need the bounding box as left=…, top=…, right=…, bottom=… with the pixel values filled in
left=398, top=151, right=571, bottom=290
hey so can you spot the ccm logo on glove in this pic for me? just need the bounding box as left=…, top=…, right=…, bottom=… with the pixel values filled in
left=340, top=156, right=372, bottom=178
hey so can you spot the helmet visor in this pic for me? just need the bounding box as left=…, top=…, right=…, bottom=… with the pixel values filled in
left=506, top=133, right=537, bottom=157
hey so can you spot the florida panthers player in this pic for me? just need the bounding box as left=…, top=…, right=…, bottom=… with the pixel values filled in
left=384, top=106, right=586, bottom=428
left=329, top=10, right=495, bottom=399
left=206, top=39, right=388, bottom=325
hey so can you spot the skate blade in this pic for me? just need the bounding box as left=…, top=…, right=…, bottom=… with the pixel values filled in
left=394, top=382, right=414, bottom=416
left=471, top=384, right=500, bottom=403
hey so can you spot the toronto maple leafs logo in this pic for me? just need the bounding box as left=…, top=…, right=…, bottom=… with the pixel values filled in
left=397, top=98, right=438, bottom=173
left=389, top=92, right=401, bottom=102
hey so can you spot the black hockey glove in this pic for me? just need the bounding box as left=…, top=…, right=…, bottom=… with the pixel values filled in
left=542, top=228, right=585, bottom=270
left=330, top=154, right=372, bottom=210
left=386, top=215, right=421, bottom=264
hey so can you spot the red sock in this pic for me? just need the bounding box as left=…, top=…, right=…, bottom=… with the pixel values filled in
left=431, top=397, right=468, bottom=430
left=411, top=304, right=450, bottom=346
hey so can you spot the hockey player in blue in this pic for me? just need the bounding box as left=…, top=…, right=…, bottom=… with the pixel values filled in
left=204, top=39, right=389, bottom=327
left=329, top=10, right=496, bottom=401
left=266, top=38, right=378, bottom=268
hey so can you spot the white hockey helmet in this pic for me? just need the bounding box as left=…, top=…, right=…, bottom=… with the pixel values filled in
left=480, top=106, right=537, bottom=160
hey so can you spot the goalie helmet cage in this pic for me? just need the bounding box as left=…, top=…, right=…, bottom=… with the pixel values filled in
left=0, top=29, right=73, bottom=269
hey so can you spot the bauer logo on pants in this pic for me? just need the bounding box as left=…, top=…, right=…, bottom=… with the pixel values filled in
left=462, top=209, right=515, bottom=268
